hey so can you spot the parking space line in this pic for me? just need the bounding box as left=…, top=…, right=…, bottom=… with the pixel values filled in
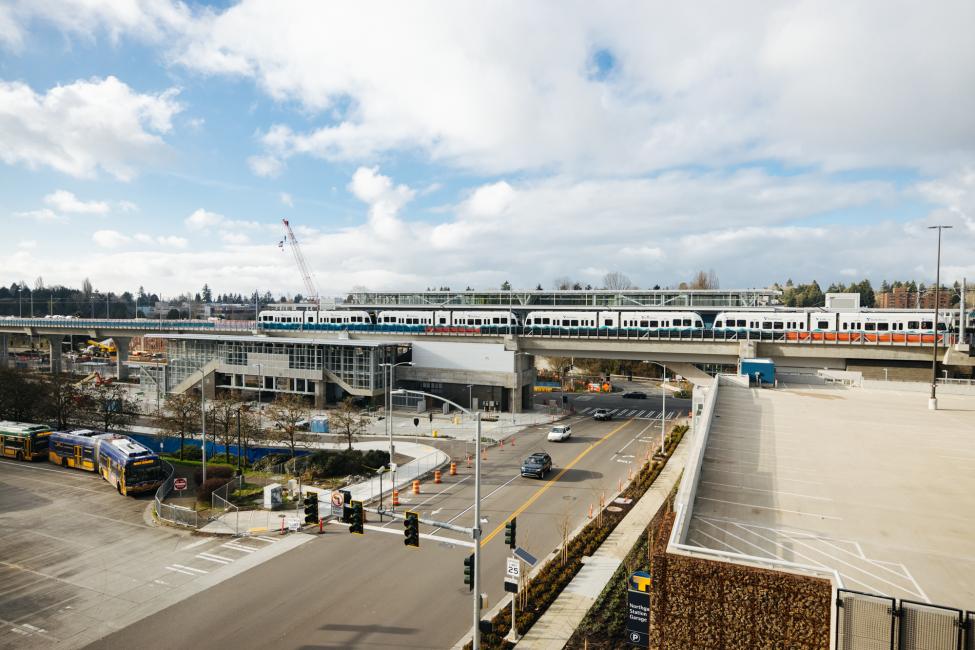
left=700, top=480, right=832, bottom=502
left=196, top=553, right=233, bottom=564
left=166, top=566, right=197, bottom=576
left=221, top=542, right=256, bottom=553
left=697, top=497, right=841, bottom=520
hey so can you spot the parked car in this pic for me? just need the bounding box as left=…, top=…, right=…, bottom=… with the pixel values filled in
left=593, top=408, right=612, bottom=421
left=622, top=391, right=647, bottom=399
left=547, top=425, right=572, bottom=442
left=521, top=452, right=553, bottom=478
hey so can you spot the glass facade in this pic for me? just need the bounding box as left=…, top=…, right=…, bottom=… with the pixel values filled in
left=341, top=289, right=781, bottom=309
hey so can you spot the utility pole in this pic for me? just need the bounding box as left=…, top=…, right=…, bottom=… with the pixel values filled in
left=929, top=225, right=952, bottom=410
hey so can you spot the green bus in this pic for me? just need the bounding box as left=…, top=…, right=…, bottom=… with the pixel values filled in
left=0, top=421, right=53, bottom=461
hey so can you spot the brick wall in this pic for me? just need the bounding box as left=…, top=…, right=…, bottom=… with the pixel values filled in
left=650, top=512, right=832, bottom=650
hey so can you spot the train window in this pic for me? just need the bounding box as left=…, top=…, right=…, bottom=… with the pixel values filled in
left=937, top=322, right=946, bottom=331
left=908, top=321, right=919, bottom=329
left=475, top=319, right=482, bottom=325
left=817, top=320, right=829, bottom=329
left=735, top=320, right=745, bottom=327
left=714, top=321, right=722, bottom=327
left=877, top=323, right=889, bottom=331
left=922, top=321, right=933, bottom=329
left=570, top=320, right=579, bottom=327
left=604, top=319, right=613, bottom=326
left=640, top=320, right=649, bottom=328
left=865, top=323, right=876, bottom=331
left=762, top=322, right=772, bottom=329
left=542, top=318, right=550, bottom=325
left=773, top=322, right=784, bottom=330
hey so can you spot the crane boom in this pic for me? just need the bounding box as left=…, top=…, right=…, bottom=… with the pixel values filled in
left=279, top=219, right=319, bottom=303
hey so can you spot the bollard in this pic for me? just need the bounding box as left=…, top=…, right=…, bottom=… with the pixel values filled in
left=319, top=517, right=324, bottom=534
left=628, top=467, right=632, bottom=481
left=510, top=437, right=515, bottom=446
left=499, top=438, right=504, bottom=449
left=482, top=448, right=488, bottom=461
left=466, top=454, right=472, bottom=468
left=392, top=489, right=400, bottom=506
left=412, top=479, right=421, bottom=495
left=618, top=478, right=623, bottom=493
left=434, top=470, right=442, bottom=484
left=588, top=503, right=593, bottom=518
left=280, top=518, right=286, bottom=535
left=449, top=462, right=457, bottom=476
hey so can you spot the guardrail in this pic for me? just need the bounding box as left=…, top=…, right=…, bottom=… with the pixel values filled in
left=0, top=318, right=256, bottom=331
left=153, top=460, right=200, bottom=528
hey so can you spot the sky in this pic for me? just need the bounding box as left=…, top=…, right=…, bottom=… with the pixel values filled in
left=1, top=1, right=973, bottom=299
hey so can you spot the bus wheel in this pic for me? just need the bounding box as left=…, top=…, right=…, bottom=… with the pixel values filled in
left=117, top=482, right=122, bottom=494
left=15, top=452, right=23, bottom=461
left=62, top=458, right=69, bottom=468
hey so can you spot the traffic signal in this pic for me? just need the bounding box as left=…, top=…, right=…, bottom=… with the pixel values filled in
left=404, top=511, right=419, bottom=548
left=303, top=494, right=319, bottom=525
left=504, top=518, right=517, bottom=549
left=349, top=500, right=364, bottom=535
left=463, top=553, right=474, bottom=591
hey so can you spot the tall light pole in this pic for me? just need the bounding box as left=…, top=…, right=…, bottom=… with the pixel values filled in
left=646, top=361, right=668, bottom=454
left=17, top=287, right=22, bottom=318
left=394, top=388, right=483, bottom=649
left=379, top=359, right=413, bottom=496
left=928, top=225, right=952, bottom=410
left=252, top=363, right=264, bottom=436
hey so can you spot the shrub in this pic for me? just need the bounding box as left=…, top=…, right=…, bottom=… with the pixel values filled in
left=306, top=448, right=390, bottom=479
left=181, top=446, right=203, bottom=461
left=193, top=464, right=235, bottom=486
left=197, top=477, right=232, bottom=502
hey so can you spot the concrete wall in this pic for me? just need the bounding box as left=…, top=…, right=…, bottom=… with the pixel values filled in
left=652, top=512, right=832, bottom=650
left=411, top=341, right=514, bottom=372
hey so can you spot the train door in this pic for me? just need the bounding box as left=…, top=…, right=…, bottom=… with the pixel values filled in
left=73, top=445, right=83, bottom=468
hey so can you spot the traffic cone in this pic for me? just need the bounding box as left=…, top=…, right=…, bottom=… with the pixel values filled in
left=392, top=489, right=400, bottom=506
left=434, top=470, right=442, bottom=484
left=449, top=462, right=457, bottom=476
left=412, top=480, right=421, bottom=495
left=510, top=437, right=515, bottom=446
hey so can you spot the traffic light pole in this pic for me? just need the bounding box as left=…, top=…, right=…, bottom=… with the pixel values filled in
left=371, top=506, right=473, bottom=535
left=473, top=410, right=482, bottom=650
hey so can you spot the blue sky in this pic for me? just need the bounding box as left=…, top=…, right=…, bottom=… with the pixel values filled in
left=1, top=1, right=973, bottom=298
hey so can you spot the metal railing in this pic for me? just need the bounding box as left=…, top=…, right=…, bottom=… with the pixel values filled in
left=153, top=460, right=200, bottom=528
left=835, top=589, right=972, bottom=650
left=0, top=317, right=256, bottom=332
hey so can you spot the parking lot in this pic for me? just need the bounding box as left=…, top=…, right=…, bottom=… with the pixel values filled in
left=0, top=459, right=308, bottom=649
left=687, top=383, right=975, bottom=607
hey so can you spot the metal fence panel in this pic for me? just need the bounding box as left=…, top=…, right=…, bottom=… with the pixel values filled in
left=965, top=612, right=973, bottom=650
left=898, top=600, right=963, bottom=650
left=837, top=589, right=896, bottom=650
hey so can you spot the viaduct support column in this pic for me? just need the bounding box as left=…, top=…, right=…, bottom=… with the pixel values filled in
left=47, top=335, right=63, bottom=374
left=314, top=379, right=326, bottom=409
left=0, top=333, right=7, bottom=368
left=114, top=337, right=131, bottom=380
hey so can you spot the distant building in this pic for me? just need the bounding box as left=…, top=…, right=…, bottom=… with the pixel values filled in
left=875, top=286, right=952, bottom=309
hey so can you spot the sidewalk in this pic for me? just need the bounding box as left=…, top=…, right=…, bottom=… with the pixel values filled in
left=199, top=439, right=449, bottom=535
left=360, top=410, right=560, bottom=441
left=513, top=436, right=691, bottom=649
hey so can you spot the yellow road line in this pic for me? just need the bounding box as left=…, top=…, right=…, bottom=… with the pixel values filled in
left=481, top=418, right=633, bottom=546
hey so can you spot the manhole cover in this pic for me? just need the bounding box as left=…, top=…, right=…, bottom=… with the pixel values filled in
left=606, top=506, right=623, bottom=512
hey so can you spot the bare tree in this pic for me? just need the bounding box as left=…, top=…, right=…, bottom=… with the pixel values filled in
left=160, top=393, right=199, bottom=460
left=552, top=276, right=575, bottom=290
left=42, top=371, right=82, bottom=430
left=543, top=356, right=573, bottom=390
left=209, top=395, right=242, bottom=463
left=266, top=393, right=309, bottom=459
left=602, top=271, right=633, bottom=290
left=688, top=269, right=719, bottom=290
left=78, top=381, right=136, bottom=432
left=329, top=398, right=369, bottom=450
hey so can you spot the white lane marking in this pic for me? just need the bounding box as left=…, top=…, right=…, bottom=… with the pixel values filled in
left=581, top=408, right=594, bottom=414
left=171, top=564, right=207, bottom=574
left=432, top=472, right=522, bottom=534
left=696, top=497, right=841, bottom=520
left=431, top=508, right=442, bottom=515
left=703, top=466, right=823, bottom=486
left=182, top=539, right=209, bottom=550
left=197, top=552, right=233, bottom=564
left=255, top=536, right=278, bottom=543
left=166, top=566, right=197, bottom=576
left=329, top=520, right=475, bottom=548
left=20, top=624, right=44, bottom=632
left=380, top=475, right=473, bottom=528
left=221, top=543, right=256, bottom=553
left=700, top=481, right=832, bottom=502
left=153, top=579, right=169, bottom=585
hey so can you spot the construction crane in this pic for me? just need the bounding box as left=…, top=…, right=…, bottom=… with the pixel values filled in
left=278, top=219, right=319, bottom=305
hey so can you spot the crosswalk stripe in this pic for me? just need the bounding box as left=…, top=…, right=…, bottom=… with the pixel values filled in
left=166, top=566, right=196, bottom=576
left=222, top=543, right=256, bottom=553
left=255, top=536, right=278, bottom=543
left=197, top=552, right=233, bottom=564
left=581, top=407, right=593, bottom=414
left=172, top=564, right=207, bottom=574
left=635, top=410, right=647, bottom=418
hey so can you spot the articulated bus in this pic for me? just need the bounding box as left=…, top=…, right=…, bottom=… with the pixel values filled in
left=0, top=421, right=52, bottom=461
left=49, top=430, right=165, bottom=495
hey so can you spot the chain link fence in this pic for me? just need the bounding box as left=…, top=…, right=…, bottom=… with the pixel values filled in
left=153, top=460, right=200, bottom=528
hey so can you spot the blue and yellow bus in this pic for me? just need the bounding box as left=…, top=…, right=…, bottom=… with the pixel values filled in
left=0, top=421, right=52, bottom=461
left=49, top=430, right=165, bottom=495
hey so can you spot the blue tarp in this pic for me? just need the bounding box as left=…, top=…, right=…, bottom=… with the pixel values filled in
left=125, top=432, right=310, bottom=463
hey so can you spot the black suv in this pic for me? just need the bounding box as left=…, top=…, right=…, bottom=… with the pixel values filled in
left=521, top=452, right=552, bottom=478
left=622, top=391, right=647, bottom=399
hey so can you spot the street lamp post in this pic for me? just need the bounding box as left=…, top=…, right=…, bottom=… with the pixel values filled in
left=379, top=359, right=413, bottom=499
left=251, top=363, right=264, bottom=441
left=645, top=361, right=668, bottom=455
left=393, top=388, right=483, bottom=649
left=928, top=225, right=952, bottom=410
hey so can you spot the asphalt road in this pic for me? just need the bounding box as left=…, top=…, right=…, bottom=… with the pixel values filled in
left=89, top=407, right=682, bottom=649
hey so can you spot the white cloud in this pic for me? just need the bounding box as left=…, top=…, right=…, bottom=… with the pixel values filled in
left=279, top=192, right=293, bottom=207
left=247, top=154, right=283, bottom=178
left=92, top=230, right=130, bottom=249
left=117, top=200, right=139, bottom=212
left=14, top=208, right=65, bottom=223
left=154, top=2, right=975, bottom=177
left=348, top=166, right=415, bottom=236
left=0, top=5, right=24, bottom=51
left=44, top=189, right=110, bottom=215
left=185, top=208, right=225, bottom=230
left=157, top=235, right=188, bottom=248
left=17, top=240, right=36, bottom=249
left=0, top=76, right=182, bottom=180
left=221, top=232, right=250, bottom=245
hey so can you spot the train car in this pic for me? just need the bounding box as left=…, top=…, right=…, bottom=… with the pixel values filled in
left=257, top=309, right=303, bottom=329
left=448, top=311, right=518, bottom=329
left=615, top=311, right=704, bottom=331
left=0, top=421, right=52, bottom=461
left=305, top=310, right=372, bottom=328
left=712, top=311, right=811, bottom=333
left=376, top=310, right=436, bottom=330
left=524, top=311, right=600, bottom=329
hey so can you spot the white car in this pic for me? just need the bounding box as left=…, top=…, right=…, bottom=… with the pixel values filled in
left=547, top=425, right=572, bottom=442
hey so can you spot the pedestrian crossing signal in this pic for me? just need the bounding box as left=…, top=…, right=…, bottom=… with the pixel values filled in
left=463, top=553, right=474, bottom=591
left=504, top=518, right=516, bottom=549
left=404, top=511, right=420, bottom=547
